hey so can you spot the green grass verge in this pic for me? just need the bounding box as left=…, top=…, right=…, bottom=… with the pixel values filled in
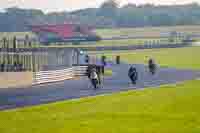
left=96, top=25, right=200, bottom=38
left=104, top=68, right=113, bottom=76
left=0, top=27, right=188, bottom=48
left=0, top=80, right=200, bottom=133
left=44, top=38, right=176, bottom=48
left=1, top=25, right=200, bottom=39
left=95, top=47, right=200, bottom=70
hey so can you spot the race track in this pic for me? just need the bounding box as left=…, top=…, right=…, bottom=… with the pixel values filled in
left=0, top=63, right=199, bottom=110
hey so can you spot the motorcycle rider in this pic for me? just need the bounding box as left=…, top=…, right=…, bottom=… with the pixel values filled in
left=128, top=66, right=138, bottom=84
left=90, top=68, right=99, bottom=89
left=148, top=58, right=156, bottom=75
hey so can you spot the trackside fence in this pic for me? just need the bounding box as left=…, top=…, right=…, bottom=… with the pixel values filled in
left=33, top=66, right=88, bottom=85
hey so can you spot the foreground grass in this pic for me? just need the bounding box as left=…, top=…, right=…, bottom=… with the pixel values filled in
left=96, top=47, right=200, bottom=70
left=0, top=80, right=200, bottom=133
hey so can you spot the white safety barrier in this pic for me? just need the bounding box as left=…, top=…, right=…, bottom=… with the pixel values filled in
left=33, top=66, right=88, bottom=85
left=72, top=66, right=88, bottom=76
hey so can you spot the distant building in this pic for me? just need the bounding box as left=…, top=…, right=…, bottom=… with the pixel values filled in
left=29, top=24, right=101, bottom=44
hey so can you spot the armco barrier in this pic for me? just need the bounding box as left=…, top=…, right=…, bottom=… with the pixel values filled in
left=33, top=66, right=88, bottom=85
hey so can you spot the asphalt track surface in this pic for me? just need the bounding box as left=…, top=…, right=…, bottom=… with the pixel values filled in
left=0, top=63, right=200, bottom=111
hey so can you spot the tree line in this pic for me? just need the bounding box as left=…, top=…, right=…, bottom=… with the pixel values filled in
left=1, top=0, right=200, bottom=32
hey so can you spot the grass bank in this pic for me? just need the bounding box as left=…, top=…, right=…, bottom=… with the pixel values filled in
left=95, top=47, right=200, bottom=70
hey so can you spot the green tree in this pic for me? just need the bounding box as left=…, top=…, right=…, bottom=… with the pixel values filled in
left=98, top=0, right=119, bottom=18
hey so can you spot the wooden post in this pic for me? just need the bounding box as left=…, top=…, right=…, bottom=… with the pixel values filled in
left=38, top=53, right=40, bottom=71
left=116, top=55, right=120, bottom=64
left=2, top=38, right=6, bottom=67
left=26, top=54, right=28, bottom=71
left=101, top=55, right=106, bottom=66
left=12, top=37, right=16, bottom=70
left=23, top=54, right=26, bottom=71
left=77, top=50, right=80, bottom=65
left=32, top=53, right=35, bottom=72
left=30, top=51, right=33, bottom=72
left=13, top=36, right=16, bottom=52
left=25, top=35, right=29, bottom=48
left=0, top=39, right=2, bottom=65
left=24, top=35, right=29, bottom=71
left=6, top=38, right=9, bottom=72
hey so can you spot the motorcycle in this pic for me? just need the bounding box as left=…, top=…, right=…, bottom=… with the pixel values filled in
left=91, top=78, right=99, bottom=89
left=148, top=63, right=156, bottom=75
left=128, top=67, right=138, bottom=85
left=89, top=68, right=101, bottom=89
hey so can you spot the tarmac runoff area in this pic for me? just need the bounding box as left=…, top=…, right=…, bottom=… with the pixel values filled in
left=0, top=63, right=200, bottom=111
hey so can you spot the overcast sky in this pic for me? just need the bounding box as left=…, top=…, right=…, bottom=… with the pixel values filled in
left=1, top=0, right=200, bottom=13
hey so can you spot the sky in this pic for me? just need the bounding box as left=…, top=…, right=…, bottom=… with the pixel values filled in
left=0, top=0, right=200, bottom=13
